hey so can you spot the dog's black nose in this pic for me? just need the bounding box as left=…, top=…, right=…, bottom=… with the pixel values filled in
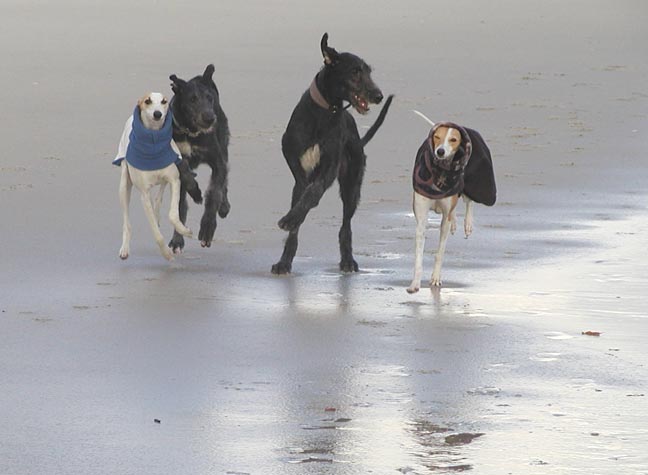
left=437, top=148, right=445, bottom=157
left=153, top=110, right=162, bottom=120
left=373, top=92, right=384, bottom=104
left=202, top=112, right=215, bottom=124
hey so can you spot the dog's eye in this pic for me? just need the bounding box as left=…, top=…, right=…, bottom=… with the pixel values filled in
left=161, top=99, right=167, bottom=105
left=144, top=98, right=152, bottom=105
left=449, top=138, right=458, bottom=143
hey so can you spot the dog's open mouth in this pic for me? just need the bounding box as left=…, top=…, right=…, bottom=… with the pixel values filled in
left=350, top=93, right=370, bottom=115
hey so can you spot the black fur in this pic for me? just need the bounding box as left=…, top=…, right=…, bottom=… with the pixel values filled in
left=271, top=33, right=394, bottom=274
left=168, top=64, right=231, bottom=251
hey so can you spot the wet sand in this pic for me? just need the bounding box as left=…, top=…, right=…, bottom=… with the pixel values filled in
left=1, top=0, right=647, bottom=473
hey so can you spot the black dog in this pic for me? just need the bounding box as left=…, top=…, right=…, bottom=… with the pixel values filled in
left=271, top=33, right=394, bottom=275
left=168, top=64, right=231, bottom=251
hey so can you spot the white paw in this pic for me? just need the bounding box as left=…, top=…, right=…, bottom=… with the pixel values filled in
left=179, top=226, right=192, bottom=237
left=465, top=220, right=473, bottom=238
left=161, top=247, right=174, bottom=261
left=451, top=219, right=457, bottom=235
left=430, top=275, right=442, bottom=287
left=119, top=248, right=129, bottom=260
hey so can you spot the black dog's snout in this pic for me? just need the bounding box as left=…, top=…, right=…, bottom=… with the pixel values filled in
left=153, top=110, right=162, bottom=120
left=437, top=148, right=445, bottom=157
left=373, top=91, right=384, bottom=104
left=202, top=112, right=215, bottom=124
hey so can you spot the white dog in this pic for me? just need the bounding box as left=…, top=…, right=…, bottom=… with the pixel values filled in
left=406, top=114, right=496, bottom=292
left=114, top=92, right=192, bottom=261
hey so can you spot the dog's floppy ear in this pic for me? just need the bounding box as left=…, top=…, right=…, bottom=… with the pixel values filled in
left=202, top=64, right=215, bottom=82
left=320, top=32, right=339, bottom=66
left=169, top=74, right=186, bottom=94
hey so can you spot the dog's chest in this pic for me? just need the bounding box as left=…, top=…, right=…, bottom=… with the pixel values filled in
left=176, top=140, right=194, bottom=158
left=300, top=144, right=320, bottom=174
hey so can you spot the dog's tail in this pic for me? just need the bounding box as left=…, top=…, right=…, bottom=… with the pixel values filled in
left=412, top=109, right=435, bottom=127
left=361, top=94, right=394, bottom=147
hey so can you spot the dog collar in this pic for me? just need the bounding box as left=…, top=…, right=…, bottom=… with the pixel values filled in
left=309, top=78, right=333, bottom=111
left=171, top=115, right=216, bottom=137
left=309, top=77, right=351, bottom=114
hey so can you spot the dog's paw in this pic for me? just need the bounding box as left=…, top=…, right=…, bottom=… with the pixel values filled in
left=168, top=234, right=185, bottom=254
left=218, top=198, right=230, bottom=218
left=429, top=276, right=442, bottom=287
left=271, top=261, right=292, bottom=275
left=451, top=219, right=457, bottom=235
left=406, top=285, right=420, bottom=294
left=161, top=246, right=174, bottom=261
left=339, top=258, right=359, bottom=273
left=188, top=185, right=203, bottom=205
left=278, top=212, right=304, bottom=232
left=119, top=248, right=129, bottom=260
left=198, top=216, right=216, bottom=247
left=464, top=220, right=473, bottom=238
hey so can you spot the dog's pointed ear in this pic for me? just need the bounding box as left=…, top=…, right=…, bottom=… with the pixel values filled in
left=202, top=64, right=215, bottom=82
left=169, top=74, right=186, bottom=94
left=320, top=32, right=339, bottom=66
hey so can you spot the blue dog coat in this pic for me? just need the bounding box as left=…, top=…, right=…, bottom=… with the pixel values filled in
left=113, top=106, right=181, bottom=170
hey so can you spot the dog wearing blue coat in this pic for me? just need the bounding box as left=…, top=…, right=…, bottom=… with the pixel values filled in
left=114, top=92, right=193, bottom=261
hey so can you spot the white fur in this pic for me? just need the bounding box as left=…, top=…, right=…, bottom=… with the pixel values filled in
left=300, top=144, right=320, bottom=174
left=118, top=93, right=192, bottom=261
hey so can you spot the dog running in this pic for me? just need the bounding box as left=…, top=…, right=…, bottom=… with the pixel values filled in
left=407, top=114, right=496, bottom=292
left=114, top=92, right=201, bottom=261
left=271, top=33, right=394, bottom=275
left=168, top=64, right=231, bottom=252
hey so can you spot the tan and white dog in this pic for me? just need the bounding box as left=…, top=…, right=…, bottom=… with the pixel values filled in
left=407, top=112, right=496, bottom=292
left=116, top=92, right=192, bottom=261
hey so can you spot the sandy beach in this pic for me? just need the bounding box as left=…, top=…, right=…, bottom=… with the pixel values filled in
left=1, top=1, right=647, bottom=473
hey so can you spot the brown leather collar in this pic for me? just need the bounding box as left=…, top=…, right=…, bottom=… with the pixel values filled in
left=309, top=78, right=336, bottom=113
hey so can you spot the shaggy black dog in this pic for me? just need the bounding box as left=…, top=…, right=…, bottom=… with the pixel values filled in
left=271, top=33, right=393, bottom=275
left=168, top=64, right=231, bottom=251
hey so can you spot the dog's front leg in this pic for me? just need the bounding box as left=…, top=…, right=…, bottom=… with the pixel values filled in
left=168, top=175, right=192, bottom=238
left=407, top=193, right=430, bottom=293
left=177, top=159, right=202, bottom=205
left=119, top=164, right=133, bottom=260
left=168, top=189, right=188, bottom=254
left=278, top=163, right=337, bottom=232
left=141, top=189, right=173, bottom=261
left=430, top=198, right=455, bottom=287
left=272, top=182, right=306, bottom=275
left=153, top=182, right=166, bottom=226
left=463, top=196, right=474, bottom=237
left=198, top=165, right=227, bottom=247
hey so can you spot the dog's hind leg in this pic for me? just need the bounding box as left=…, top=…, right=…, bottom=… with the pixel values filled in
left=119, top=164, right=133, bottom=260
left=168, top=176, right=192, bottom=238
left=430, top=197, right=457, bottom=287
left=463, top=196, right=474, bottom=238
left=141, top=189, right=173, bottom=261
left=272, top=182, right=305, bottom=275
left=337, top=155, right=365, bottom=273
left=407, top=194, right=430, bottom=293
left=168, top=190, right=188, bottom=254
